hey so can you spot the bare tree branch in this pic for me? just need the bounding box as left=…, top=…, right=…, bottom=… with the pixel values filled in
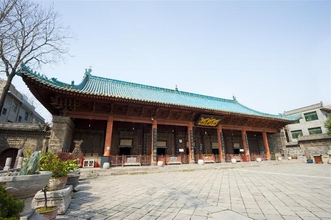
left=0, top=0, right=73, bottom=113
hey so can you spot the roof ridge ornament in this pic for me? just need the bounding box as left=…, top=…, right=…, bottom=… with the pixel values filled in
left=85, top=66, right=92, bottom=75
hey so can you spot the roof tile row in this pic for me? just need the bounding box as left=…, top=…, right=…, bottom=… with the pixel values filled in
left=19, top=63, right=298, bottom=121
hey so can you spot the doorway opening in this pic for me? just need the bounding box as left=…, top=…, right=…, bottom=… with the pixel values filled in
left=119, top=147, right=131, bottom=155
left=157, top=148, right=166, bottom=156
left=212, top=149, right=219, bottom=155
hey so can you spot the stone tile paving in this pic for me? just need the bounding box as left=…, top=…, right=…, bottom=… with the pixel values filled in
left=56, top=162, right=331, bottom=220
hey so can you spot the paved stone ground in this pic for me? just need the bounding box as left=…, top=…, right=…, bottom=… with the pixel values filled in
left=56, top=160, right=331, bottom=220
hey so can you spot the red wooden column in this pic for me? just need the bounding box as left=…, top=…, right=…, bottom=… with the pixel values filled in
left=151, top=119, right=157, bottom=165
left=241, top=129, right=250, bottom=162
left=263, top=130, right=271, bottom=160
left=103, top=116, right=113, bottom=156
left=187, top=122, right=194, bottom=163
left=217, top=124, right=225, bottom=162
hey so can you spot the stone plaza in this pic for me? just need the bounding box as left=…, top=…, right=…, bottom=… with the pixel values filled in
left=56, top=160, right=331, bottom=220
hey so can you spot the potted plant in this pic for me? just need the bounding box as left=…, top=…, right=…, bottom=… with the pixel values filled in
left=35, top=185, right=58, bottom=220
left=32, top=152, right=79, bottom=215
left=39, top=152, right=79, bottom=191
left=57, top=152, right=80, bottom=191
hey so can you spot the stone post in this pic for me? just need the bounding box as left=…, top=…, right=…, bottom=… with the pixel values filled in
left=16, top=157, right=23, bottom=169
left=4, top=157, right=12, bottom=171
left=14, top=149, right=23, bottom=168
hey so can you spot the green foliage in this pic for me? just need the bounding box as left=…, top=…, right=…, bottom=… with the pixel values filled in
left=0, top=185, right=24, bottom=220
left=39, top=152, right=79, bottom=178
left=325, top=114, right=331, bottom=136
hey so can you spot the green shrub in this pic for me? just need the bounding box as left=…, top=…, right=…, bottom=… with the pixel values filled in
left=39, top=152, right=79, bottom=178
left=0, top=185, right=24, bottom=220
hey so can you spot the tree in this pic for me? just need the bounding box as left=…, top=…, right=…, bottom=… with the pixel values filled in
left=325, top=114, right=331, bottom=136
left=0, top=0, right=16, bottom=24
left=0, top=0, right=72, bottom=112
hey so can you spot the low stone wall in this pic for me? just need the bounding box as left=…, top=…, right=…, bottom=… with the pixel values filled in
left=299, top=134, right=331, bottom=155
left=0, top=123, right=51, bottom=168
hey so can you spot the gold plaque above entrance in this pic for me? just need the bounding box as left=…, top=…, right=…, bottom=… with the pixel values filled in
left=196, top=114, right=222, bottom=127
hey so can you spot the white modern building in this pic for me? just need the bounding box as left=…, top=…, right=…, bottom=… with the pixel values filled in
left=283, top=102, right=331, bottom=155
left=0, top=79, right=45, bottom=124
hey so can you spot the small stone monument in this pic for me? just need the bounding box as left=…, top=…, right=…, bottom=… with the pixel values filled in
left=72, top=140, right=84, bottom=158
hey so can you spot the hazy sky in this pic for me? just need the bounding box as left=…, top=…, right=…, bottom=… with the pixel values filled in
left=10, top=0, right=331, bottom=123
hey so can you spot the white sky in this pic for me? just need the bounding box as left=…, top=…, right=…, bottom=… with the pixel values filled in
left=10, top=0, right=331, bottom=123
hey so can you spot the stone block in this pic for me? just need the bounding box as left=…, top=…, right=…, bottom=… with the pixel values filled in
left=32, top=185, right=73, bottom=214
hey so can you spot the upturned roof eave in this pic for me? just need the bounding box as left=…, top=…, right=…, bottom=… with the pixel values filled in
left=19, top=65, right=297, bottom=123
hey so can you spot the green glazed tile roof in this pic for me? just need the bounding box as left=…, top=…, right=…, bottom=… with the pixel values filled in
left=19, top=64, right=298, bottom=121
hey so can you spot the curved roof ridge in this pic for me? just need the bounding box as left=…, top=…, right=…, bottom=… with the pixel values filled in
left=85, top=73, right=236, bottom=103
left=74, top=71, right=91, bottom=90
left=19, top=63, right=74, bottom=89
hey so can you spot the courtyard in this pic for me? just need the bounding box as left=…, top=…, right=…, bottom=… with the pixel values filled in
left=57, top=160, right=331, bottom=220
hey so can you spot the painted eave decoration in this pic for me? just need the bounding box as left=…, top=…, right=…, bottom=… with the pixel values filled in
left=196, top=115, right=222, bottom=127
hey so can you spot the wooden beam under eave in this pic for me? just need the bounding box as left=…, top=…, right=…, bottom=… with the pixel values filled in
left=66, top=111, right=193, bottom=126
left=221, top=124, right=279, bottom=133
left=156, top=119, right=191, bottom=127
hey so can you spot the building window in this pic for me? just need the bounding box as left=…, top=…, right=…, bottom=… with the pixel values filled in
left=308, top=127, right=322, bottom=135
left=18, top=116, right=22, bottom=122
left=24, top=111, right=29, bottom=121
left=1, top=108, right=7, bottom=115
left=304, top=111, right=318, bottom=122
left=12, top=102, right=18, bottom=113
left=291, top=130, right=303, bottom=139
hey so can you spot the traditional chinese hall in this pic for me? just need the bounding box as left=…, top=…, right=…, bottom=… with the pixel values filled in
left=19, top=64, right=297, bottom=166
